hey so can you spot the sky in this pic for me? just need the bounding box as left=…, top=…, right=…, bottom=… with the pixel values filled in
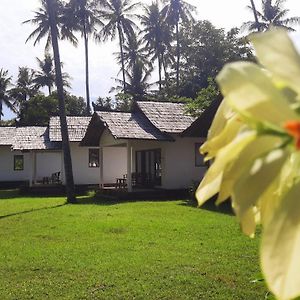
left=1, top=0, right=300, bottom=120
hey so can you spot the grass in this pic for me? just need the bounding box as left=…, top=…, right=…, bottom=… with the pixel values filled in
left=0, top=190, right=269, bottom=299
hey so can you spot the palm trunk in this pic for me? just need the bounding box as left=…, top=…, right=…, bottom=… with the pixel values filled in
left=83, top=23, right=91, bottom=115
left=175, top=20, right=180, bottom=94
left=46, top=0, right=76, bottom=203
left=250, top=0, right=260, bottom=31
left=162, top=53, right=170, bottom=92
left=48, top=85, right=52, bottom=95
left=0, top=101, right=2, bottom=121
left=158, top=54, right=162, bottom=91
left=117, top=24, right=126, bottom=93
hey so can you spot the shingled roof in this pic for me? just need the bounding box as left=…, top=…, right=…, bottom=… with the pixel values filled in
left=12, top=127, right=60, bottom=151
left=96, top=111, right=173, bottom=141
left=0, top=127, right=16, bottom=145
left=49, top=116, right=91, bottom=142
left=137, top=101, right=196, bottom=133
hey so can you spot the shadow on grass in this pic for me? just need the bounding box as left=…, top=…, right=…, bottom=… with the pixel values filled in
left=0, top=189, right=21, bottom=200
left=180, top=196, right=234, bottom=216
left=0, top=203, right=67, bottom=220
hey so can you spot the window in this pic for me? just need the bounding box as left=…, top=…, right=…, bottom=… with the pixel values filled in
left=14, top=155, right=24, bottom=171
left=89, top=149, right=99, bottom=168
left=195, top=143, right=205, bottom=167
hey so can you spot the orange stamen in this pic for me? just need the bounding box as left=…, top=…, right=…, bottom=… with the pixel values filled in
left=284, top=120, right=300, bottom=149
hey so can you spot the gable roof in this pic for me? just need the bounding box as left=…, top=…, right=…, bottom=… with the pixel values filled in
left=182, top=98, right=222, bottom=138
left=49, top=116, right=91, bottom=142
left=13, top=127, right=60, bottom=151
left=136, top=101, right=196, bottom=133
left=95, top=111, right=173, bottom=141
left=0, top=127, right=16, bottom=146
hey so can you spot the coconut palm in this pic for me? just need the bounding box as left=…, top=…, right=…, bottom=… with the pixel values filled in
left=249, top=0, right=261, bottom=31
left=67, top=0, right=103, bottom=115
left=34, top=53, right=71, bottom=95
left=24, top=0, right=78, bottom=49
left=162, top=0, right=196, bottom=92
left=111, top=60, right=152, bottom=100
left=243, top=0, right=300, bottom=32
left=98, top=0, right=140, bottom=92
left=9, top=67, right=38, bottom=105
left=44, top=0, right=76, bottom=202
left=140, top=2, right=173, bottom=91
left=114, top=33, right=152, bottom=76
left=0, top=69, right=15, bottom=121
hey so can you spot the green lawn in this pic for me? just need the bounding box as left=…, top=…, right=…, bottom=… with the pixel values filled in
left=0, top=190, right=268, bottom=299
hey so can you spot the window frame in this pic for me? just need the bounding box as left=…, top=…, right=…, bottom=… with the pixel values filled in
left=88, top=148, right=100, bottom=168
left=14, top=155, right=24, bottom=171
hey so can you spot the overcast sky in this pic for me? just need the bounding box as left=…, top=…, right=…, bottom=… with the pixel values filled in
left=1, top=0, right=300, bottom=120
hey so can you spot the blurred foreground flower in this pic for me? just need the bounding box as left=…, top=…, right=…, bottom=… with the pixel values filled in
left=196, top=29, right=300, bottom=300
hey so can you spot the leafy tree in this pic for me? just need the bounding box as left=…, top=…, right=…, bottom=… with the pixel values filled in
left=0, top=69, right=15, bottom=121
left=140, top=2, right=172, bottom=91
left=115, top=33, right=152, bottom=76
left=242, top=0, right=300, bottom=32
left=115, top=92, right=132, bottom=111
left=98, top=0, right=139, bottom=92
left=67, top=0, right=103, bottom=115
left=249, top=0, right=260, bottom=31
left=92, top=96, right=114, bottom=110
left=34, top=53, right=71, bottom=95
left=162, top=0, right=196, bottom=92
left=178, top=21, right=253, bottom=98
left=23, top=0, right=78, bottom=49
left=18, top=93, right=86, bottom=125
left=185, top=78, right=220, bottom=117
left=112, top=60, right=152, bottom=100
left=9, top=67, right=39, bottom=105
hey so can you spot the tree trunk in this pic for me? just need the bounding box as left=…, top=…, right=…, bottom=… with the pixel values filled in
left=175, top=20, right=180, bottom=94
left=83, top=24, right=91, bottom=115
left=48, top=85, right=51, bottom=95
left=46, top=0, right=76, bottom=203
left=250, top=0, right=260, bottom=31
left=161, top=53, right=170, bottom=92
left=117, top=24, right=126, bottom=93
left=0, top=101, right=2, bottom=121
left=158, top=54, right=162, bottom=91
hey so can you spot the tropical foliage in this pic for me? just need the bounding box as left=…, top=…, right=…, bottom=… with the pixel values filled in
left=243, top=0, right=300, bottom=32
left=0, top=69, right=15, bottom=121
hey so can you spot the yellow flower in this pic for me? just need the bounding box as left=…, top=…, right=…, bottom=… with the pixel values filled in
left=196, top=29, right=300, bottom=300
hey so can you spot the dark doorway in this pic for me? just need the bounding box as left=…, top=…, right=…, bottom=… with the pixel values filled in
left=135, top=149, right=161, bottom=187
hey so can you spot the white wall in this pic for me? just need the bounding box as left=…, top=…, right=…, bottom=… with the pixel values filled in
left=131, top=136, right=207, bottom=190
left=0, top=146, right=30, bottom=182
left=36, top=152, right=62, bottom=181
left=102, top=147, right=127, bottom=184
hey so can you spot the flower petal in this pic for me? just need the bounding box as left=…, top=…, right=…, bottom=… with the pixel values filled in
left=251, top=29, right=300, bottom=96
left=217, top=62, right=299, bottom=126
left=261, top=181, right=300, bottom=300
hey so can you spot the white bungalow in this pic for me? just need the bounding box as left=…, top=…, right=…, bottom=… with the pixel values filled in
left=81, top=101, right=208, bottom=192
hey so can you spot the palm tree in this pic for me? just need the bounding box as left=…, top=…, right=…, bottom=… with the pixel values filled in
left=243, top=0, right=300, bottom=32
left=162, top=0, right=196, bottom=92
left=140, top=2, right=173, bottom=92
left=39, top=0, right=76, bottom=203
left=249, top=0, right=261, bottom=31
left=0, top=69, right=15, bottom=121
left=9, top=67, right=38, bottom=104
left=23, top=0, right=78, bottom=49
left=34, top=53, right=71, bottom=95
left=98, top=0, right=139, bottom=92
left=112, top=60, right=152, bottom=100
left=114, top=33, right=152, bottom=76
left=67, top=0, right=103, bottom=115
